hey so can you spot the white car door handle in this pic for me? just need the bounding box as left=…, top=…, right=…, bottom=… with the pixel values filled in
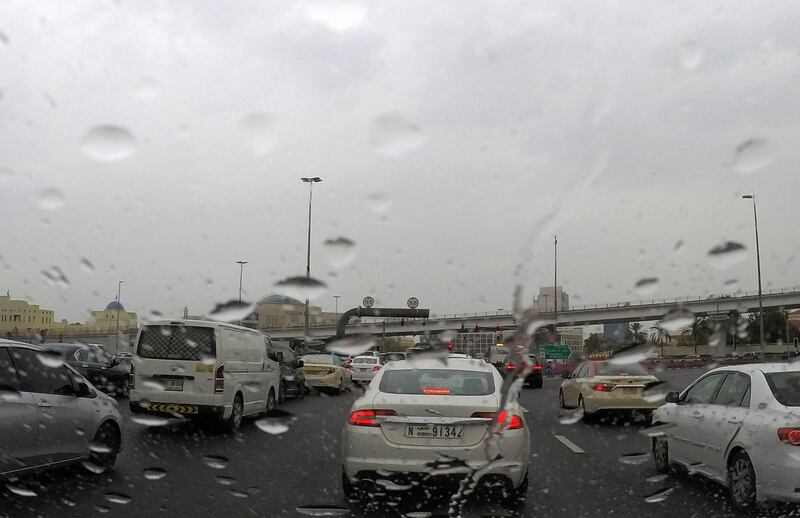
left=38, top=401, right=52, bottom=408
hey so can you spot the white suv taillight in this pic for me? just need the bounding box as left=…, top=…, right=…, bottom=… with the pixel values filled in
left=778, top=427, right=800, bottom=445
left=214, top=364, right=225, bottom=393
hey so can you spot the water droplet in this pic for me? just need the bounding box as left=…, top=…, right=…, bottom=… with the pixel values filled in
left=0, top=32, right=9, bottom=45
left=130, top=415, right=171, bottom=427
left=62, top=496, right=76, bottom=507
left=37, top=187, right=65, bottom=211
left=364, top=192, right=393, bottom=215
left=5, top=483, right=36, bottom=497
left=36, top=350, right=65, bottom=368
left=644, top=487, right=674, bottom=503
left=660, top=308, right=695, bottom=333
left=323, top=237, right=357, bottom=269
left=274, top=276, right=327, bottom=301
left=639, top=422, right=676, bottom=437
left=89, top=441, right=113, bottom=454
left=141, top=378, right=166, bottom=391
left=135, top=77, right=161, bottom=100
left=707, top=241, right=747, bottom=270
left=80, top=124, right=136, bottom=162
left=95, top=505, right=110, bottom=513
left=215, top=475, right=237, bottom=486
left=228, top=489, right=248, bottom=498
left=104, top=492, right=131, bottom=504
left=526, top=318, right=548, bottom=335
left=618, top=452, right=650, bottom=465
left=679, top=41, right=704, bottom=70
left=81, top=460, right=106, bottom=474
left=243, top=380, right=262, bottom=393
left=673, top=240, right=684, bottom=252
left=238, top=112, right=275, bottom=156
left=730, top=138, right=775, bottom=175
left=646, top=474, right=669, bottom=483
left=80, top=257, right=95, bottom=274
left=557, top=408, right=584, bottom=425
left=306, top=1, right=366, bottom=32
left=609, top=346, right=654, bottom=365
left=40, top=266, right=70, bottom=288
left=635, top=277, right=659, bottom=297
left=0, top=167, right=12, bottom=185
left=375, top=479, right=413, bottom=491
left=254, top=418, right=290, bottom=435
left=0, top=388, right=21, bottom=402
left=143, top=467, right=167, bottom=480
left=207, top=300, right=256, bottom=323
left=203, top=455, right=229, bottom=469
left=296, top=506, right=351, bottom=517
left=405, top=513, right=432, bottom=518
left=370, top=113, right=424, bottom=158
left=326, top=334, right=376, bottom=356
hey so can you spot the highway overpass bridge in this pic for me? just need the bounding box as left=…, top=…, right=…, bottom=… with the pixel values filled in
left=264, top=288, right=800, bottom=340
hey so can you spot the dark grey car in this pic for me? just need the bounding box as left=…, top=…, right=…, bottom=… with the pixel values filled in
left=275, top=343, right=306, bottom=402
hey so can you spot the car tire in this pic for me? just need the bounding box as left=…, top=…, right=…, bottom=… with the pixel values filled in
left=279, top=381, right=287, bottom=404
left=728, top=450, right=757, bottom=510
left=119, top=377, right=130, bottom=399
left=266, top=388, right=276, bottom=412
left=653, top=436, right=670, bottom=473
left=298, top=382, right=306, bottom=399
left=226, top=393, right=244, bottom=432
left=533, top=380, right=543, bottom=389
left=338, top=378, right=344, bottom=395
left=503, top=470, right=528, bottom=509
left=558, top=389, right=567, bottom=409
left=342, top=467, right=357, bottom=501
left=579, top=395, right=593, bottom=421
left=85, top=421, right=120, bottom=474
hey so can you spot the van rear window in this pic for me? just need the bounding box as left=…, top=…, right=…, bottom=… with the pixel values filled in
left=765, top=372, right=800, bottom=406
left=137, top=325, right=215, bottom=360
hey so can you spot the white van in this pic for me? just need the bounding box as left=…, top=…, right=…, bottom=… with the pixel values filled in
left=129, top=319, right=280, bottom=431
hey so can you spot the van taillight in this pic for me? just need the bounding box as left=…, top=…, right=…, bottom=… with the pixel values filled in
left=214, top=365, right=224, bottom=393
left=778, top=428, right=800, bottom=446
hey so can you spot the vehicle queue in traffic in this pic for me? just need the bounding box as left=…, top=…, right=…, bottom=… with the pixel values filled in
left=1, top=320, right=799, bottom=514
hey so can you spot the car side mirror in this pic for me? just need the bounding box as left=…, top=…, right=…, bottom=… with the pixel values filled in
left=276, top=352, right=284, bottom=363
left=561, top=372, right=572, bottom=379
left=76, top=381, right=92, bottom=397
left=297, top=360, right=304, bottom=368
left=665, top=391, right=680, bottom=404
left=109, top=357, right=120, bottom=367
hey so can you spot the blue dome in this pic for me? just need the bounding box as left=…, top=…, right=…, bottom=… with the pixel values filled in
left=106, top=300, right=125, bottom=311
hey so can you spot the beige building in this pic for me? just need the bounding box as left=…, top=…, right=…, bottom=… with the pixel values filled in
left=534, top=286, right=570, bottom=313
left=560, top=326, right=585, bottom=359
left=84, top=300, right=139, bottom=334
left=0, top=292, right=55, bottom=337
left=252, top=294, right=338, bottom=329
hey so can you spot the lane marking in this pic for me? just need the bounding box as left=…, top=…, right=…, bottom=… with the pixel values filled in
left=554, top=434, right=585, bottom=454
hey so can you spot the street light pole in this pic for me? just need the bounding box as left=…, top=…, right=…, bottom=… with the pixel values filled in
left=333, top=295, right=341, bottom=322
left=553, top=235, right=558, bottom=341
left=236, top=261, right=248, bottom=303
left=742, top=194, right=765, bottom=362
left=115, top=280, right=123, bottom=354
left=301, top=176, right=322, bottom=345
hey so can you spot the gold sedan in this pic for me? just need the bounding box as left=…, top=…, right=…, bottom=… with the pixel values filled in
left=301, top=353, right=351, bottom=394
left=558, top=360, right=663, bottom=422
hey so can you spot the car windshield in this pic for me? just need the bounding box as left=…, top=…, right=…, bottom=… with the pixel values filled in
left=765, top=372, right=800, bottom=406
left=302, top=355, right=335, bottom=365
left=594, top=362, right=650, bottom=376
left=380, top=369, right=495, bottom=396
left=353, top=357, right=377, bottom=364
left=5, top=1, right=800, bottom=516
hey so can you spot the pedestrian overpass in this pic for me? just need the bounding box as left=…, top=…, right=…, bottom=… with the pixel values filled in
left=263, top=288, right=800, bottom=340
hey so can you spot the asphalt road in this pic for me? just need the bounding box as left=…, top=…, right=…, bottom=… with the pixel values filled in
left=1, top=367, right=798, bottom=518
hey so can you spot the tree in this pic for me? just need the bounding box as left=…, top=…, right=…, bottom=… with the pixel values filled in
left=628, top=322, right=646, bottom=345
left=681, top=316, right=711, bottom=355
left=649, top=323, right=671, bottom=357
left=584, top=333, right=609, bottom=356
left=746, top=309, right=788, bottom=344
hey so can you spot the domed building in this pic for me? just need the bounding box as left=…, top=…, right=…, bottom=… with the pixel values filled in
left=85, top=299, right=139, bottom=333
left=252, top=293, right=338, bottom=329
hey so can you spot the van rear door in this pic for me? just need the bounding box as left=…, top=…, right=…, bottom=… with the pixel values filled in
left=134, top=323, right=217, bottom=400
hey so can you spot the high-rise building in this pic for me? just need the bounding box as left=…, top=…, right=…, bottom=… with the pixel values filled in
left=603, top=322, right=628, bottom=343
left=533, top=286, right=569, bottom=313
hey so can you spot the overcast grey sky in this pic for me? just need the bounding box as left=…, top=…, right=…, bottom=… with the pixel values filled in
left=1, top=0, right=799, bottom=323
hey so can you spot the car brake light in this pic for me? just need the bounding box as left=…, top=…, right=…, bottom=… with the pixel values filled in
left=347, top=365, right=353, bottom=371
left=423, top=387, right=451, bottom=395
left=778, top=428, right=800, bottom=446
left=471, top=410, right=524, bottom=429
left=214, top=364, right=224, bottom=393
left=372, top=366, right=380, bottom=372
left=506, top=363, right=516, bottom=370
left=348, top=409, right=397, bottom=427
left=533, top=364, right=542, bottom=371
left=593, top=383, right=616, bottom=392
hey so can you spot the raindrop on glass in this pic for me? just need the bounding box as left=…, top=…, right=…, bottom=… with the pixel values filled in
left=215, top=475, right=237, bottom=486
left=305, top=1, right=366, bottom=32
left=274, top=276, right=327, bottom=301
left=80, top=124, right=136, bottom=162
left=81, top=460, right=106, bottom=474
left=130, top=415, right=171, bottom=427
left=104, top=492, right=132, bottom=504
left=646, top=474, right=669, bottom=483
left=295, top=506, right=351, bottom=517
left=370, top=113, right=424, bottom=158
left=143, top=467, right=167, bottom=480
left=557, top=408, right=584, bottom=425
left=644, top=487, right=674, bottom=503
left=730, top=138, right=775, bottom=175
left=0, top=31, right=8, bottom=45
left=323, top=237, right=357, bottom=269
left=634, top=277, right=659, bottom=297
left=203, top=455, right=229, bottom=469
left=36, top=350, right=65, bottom=368
left=618, top=452, right=650, bottom=465
left=228, top=489, right=248, bottom=498
left=707, top=241, right=747, bottom=271
left=141, top=378, right=166, bottom=391
left=609, top=346, right=654, bottom=365
left=254, top=418, right=290, bottom=435
left=61, top=496, right=77, bottom=507
left=326, top=334, right=376, bottom=356
left=679, top=41, right=704, bottom=70
left=660, top=308, right=695, bottom=334
left=0, top=167, right=12, bottom=185
left=238, top=112, right=275, bottom=156
left=37, top=187, right=66, bottom=211
left=364, top=192, right=393, bottom=215
left=5, top=483, right=36, bottom=497
left=207, top=300, right=256, bottom=323
left=80, top=257, right=95, bottom=274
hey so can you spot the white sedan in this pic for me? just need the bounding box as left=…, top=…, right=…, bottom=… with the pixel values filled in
left=341, top=357, right=530, bottom=508
left=348, top=355, right=382, bottom=384
left=651, top=364, right=800, bottom=509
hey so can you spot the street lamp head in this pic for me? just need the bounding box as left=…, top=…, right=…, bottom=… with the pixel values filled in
left=742, top=194, right=754, bottom=199
left=301, top=177, right=322, bottom=183
left=236, top=260, right=248, bottom=265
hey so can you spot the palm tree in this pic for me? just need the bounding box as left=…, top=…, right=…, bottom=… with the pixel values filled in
left=629, top=322, right=646, bottom=344
left=649, top=323, right=671, bottom=358
left=681, top=316, right=710, bottom=355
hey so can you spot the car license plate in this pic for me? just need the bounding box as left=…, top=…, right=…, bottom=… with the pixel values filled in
left=623, top=387, right=637, bottom=394
left=163, top=378, right=183, bottom=391
left=405, top=425, right=464, bottom=439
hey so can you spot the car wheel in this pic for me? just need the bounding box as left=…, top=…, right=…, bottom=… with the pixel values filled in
left=226, top=393, right=244, bottom=432
left=266, top=388, right=276, bottom=412
left=653, top=436, right=670, bottom=473
left=728, top=450, right=757, bottom=510
left=298, top=382, right=306, bottom=399
left=342, top=467, right=356, bottom=500
left=119, top=377, right=130, bottom=398
left=579, top=395, right=593, bottom=421
left=85, top=421, right=120, bottom=474
left=279, top=381, right=287, bottom=404
left=558, top=389, right=566, bottom=409
left=534, top=380, right=543, bottom=389
left=338, top=377, right=344, bottom=395
left=503, top=470, right=528, bottom=509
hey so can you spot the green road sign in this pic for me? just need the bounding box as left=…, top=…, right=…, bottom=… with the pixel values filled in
left=544, top=344, right=571, bottom=360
